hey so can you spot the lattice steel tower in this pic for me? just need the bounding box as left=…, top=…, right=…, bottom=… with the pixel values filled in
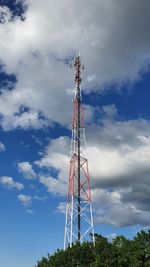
left=64, top=54, right=95, bottom=249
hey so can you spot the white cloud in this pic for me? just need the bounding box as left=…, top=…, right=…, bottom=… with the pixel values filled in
left=35, top=136, right=70, bottom=196
left=56, top=202, right=66, bottom=214
left=95, top=203, right=150, bottom=227
left=0, top=176, right=24, bottom=190
left=1, top=1, right=150, bottom=227
left=0, top=1, right=150, bottom=129
left=1, top=109, right=50, bottom=131
left=18, top=161, right=36, bottom=179
left=27, top=209, right=35, bottom=214
left=39, top=175, right=67, bottom=196
left=18, top=194, right=32, bottom=206
left=85, top=108, right=150, bottom=227
left=0, top=5, right=12, bottom=24
left=91, top=188, right=121, bottom=206
left=0, top=142, right=6, bottom=152
left=2, top=0, right=150, bottom=83
left=35, top=105, right=150, bottom=227
left=35, top=137, right=70, bottom=196
left=87, top=121, right=150, bottom=188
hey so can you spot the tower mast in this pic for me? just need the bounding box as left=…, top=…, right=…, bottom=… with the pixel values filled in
left=75, top=54, right=81, bottom=241
left=64, top=54, right=95, bottom=249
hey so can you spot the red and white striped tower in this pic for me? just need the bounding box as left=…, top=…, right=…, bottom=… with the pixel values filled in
left=64, top=54, right=95, bottom=249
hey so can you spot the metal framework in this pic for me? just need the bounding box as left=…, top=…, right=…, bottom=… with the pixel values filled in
left=64, top=54, right=95, bottom=249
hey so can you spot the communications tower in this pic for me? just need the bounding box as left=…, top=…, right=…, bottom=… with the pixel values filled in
left=64, top=54, right=95, bottom=249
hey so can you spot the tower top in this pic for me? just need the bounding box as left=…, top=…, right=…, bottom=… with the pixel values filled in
left=74, top=55, right=81, bottom=88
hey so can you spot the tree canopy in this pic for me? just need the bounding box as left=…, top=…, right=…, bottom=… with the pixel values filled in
left=36, top=230, right=150, bottom=267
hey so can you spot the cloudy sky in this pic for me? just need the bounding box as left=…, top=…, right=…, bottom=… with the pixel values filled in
left=1, top=0, right=150, bottom=266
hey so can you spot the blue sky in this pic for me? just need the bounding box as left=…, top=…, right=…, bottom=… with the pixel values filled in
left=1, top=0, right=150, bottom=266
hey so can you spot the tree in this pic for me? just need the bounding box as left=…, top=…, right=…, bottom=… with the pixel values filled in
left=36, top=230, right=150, bottom=267
left=131, top=230, right=150, bottom=267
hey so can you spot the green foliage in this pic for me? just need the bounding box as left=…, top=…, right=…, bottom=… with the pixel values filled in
left=36, top=230, right=150, bottom=267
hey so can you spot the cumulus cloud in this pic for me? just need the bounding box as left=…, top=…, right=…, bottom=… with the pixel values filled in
left=87, top=122, right=150, bottom=189
left=91, top=188, right=121, bottom=206
left=18, top=161, right=36, bottom=179
left=39, top=175, right=67, bottom=196
left=18, top=194, right=32, bottom=206
left=1, top=0, right=150, bottom=228
left=87, top=119, right=150, bottom=226
left=0, top=5, right=12, bottom=24
left=80, top=106, right=150, bottom=227
left=35, top=136, right=70, bottom=196
left=0, top=142, right=6, bottom=152
left=2, top=0, right=150, bottom=82
left=56, top=202, right=66, bottom=214
left=1, top=109, right=50, bottom=131
left=0, top=0, right=150, bottom=129
left=0, top=176, right=24, bottom=190
left=36, top=105, right=150, bottom=227
left=95, top=203, right=150, bottom=227
left=18, top=193, right=46, bottom=208
left=36, top=136, right=69, bottom=168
